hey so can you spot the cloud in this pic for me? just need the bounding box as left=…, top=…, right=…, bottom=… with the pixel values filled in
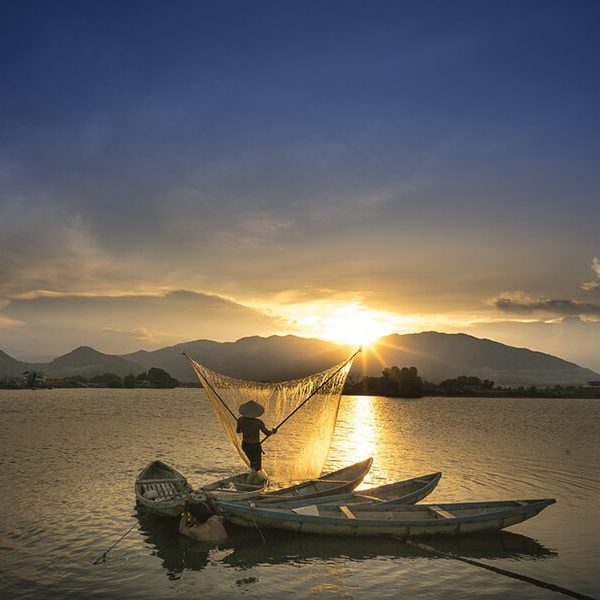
left=0, top=197, right=134, bottom=300
left=0, top=316, right=23, bottom=329
left=582, top=257, right=600, bottom=291
left=102, top=327, right=164, bottom=342
left=492, top=291, right=600, bottom=317
left=0, top=289, right=286, bottom=359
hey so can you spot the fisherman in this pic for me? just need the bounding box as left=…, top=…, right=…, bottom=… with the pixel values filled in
left=236, top=400, right=277, bottom=484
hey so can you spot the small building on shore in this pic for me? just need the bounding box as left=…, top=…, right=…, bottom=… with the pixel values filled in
left=22, top=371, right=47, bottom=387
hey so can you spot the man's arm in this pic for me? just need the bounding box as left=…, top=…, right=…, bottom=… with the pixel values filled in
left=259, top=420, right=272, bottom=436
left=259, top=420, right=277, bottom=436
left=236, top=417, right=242, bottom=434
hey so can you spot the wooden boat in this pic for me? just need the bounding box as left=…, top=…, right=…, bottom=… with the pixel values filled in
left=134, top=460, right=192, bottom=517
left=256, top=457, right=374, bottom=503
left=260, top=472, right=442, bottom=509
left=200, top=472, right=268, bottom=501
left=208, top=457, right=373, bottom=502
left=218, top=498, right=556, bottom=537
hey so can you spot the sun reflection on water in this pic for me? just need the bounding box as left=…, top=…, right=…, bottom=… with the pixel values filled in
left=330, top=395, right=378, bottom=486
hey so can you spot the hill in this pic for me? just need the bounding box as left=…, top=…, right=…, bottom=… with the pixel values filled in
left=123, top=336, right=350, bottom=382
left=0, top=347, right=143, bottom=379
left=363, top=332, right=598, bottom=385
left=2, top=332, right=597, bottom=385
left=44, top=346, right=143, bottom=378
left=0, top=349, right=35, bottom=377
left=123, top=332, right=598, bottom=386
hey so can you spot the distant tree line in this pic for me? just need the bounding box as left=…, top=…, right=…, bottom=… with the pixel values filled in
left=343, top=367, right=600, bottom=398
left=344, top=366, right=425, bottom=398
left=0, top=367, right=179, bottom=389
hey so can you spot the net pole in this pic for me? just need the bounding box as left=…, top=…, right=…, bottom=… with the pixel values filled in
left=182, top=352, right=237, bottom=421
left=262, top=347, right=361, bottom=444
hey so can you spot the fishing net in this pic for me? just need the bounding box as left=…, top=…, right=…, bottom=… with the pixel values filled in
left=186, top=353, right=356, bottom=482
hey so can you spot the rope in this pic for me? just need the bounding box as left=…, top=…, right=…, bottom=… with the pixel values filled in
left=400, top=539, right=598, bottom=600
left=248, top=503, right=266, bottom=544
left=92, top=521, right=138, bottom=565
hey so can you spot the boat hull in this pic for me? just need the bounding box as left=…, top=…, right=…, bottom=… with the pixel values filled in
left=220, top=499, right=556, bottom=538
left=135, top=460, right=192, bottom=518
left=256, top=457, right=374, bottom=503
left=208, top=457, right=374, bottom=503
left=262, top=472, right=442, bottom=509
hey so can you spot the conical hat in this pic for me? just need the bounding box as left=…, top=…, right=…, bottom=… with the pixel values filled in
left=239, top=400, right=264, bottom=418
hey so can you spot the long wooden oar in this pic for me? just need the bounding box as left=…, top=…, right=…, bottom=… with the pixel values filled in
left=398, top=538, right=598, bottom=600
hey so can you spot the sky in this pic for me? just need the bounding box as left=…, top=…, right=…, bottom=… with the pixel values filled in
left=0, top=1, right=599, bottom=370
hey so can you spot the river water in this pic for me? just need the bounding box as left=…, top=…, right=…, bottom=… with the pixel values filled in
left=1, top=389, right=599, bottom=599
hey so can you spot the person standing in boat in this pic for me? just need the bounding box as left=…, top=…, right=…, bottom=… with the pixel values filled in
left=236, top=400, right=277, bottom=484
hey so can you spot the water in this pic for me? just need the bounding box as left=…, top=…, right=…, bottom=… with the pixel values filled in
left=1, top=390, right=599, bottom=599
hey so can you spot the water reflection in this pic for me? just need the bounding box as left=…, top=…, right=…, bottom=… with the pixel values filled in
left=223, top=528, right=555, bottom=568
left=136, top=509, right=210, bottom=579
left=331, top=396, right=377, bottom=480
left=136, top=508, right=555, bottom=579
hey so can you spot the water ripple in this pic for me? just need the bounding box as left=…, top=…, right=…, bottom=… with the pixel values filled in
left=1, top=390, right=599, bottom=599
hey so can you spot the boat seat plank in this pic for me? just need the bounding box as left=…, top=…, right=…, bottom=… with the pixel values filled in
left=353, top=494, right=384, bottom=503
left=339, top=505, right=356, bottom=519
left=429, top=505, right=454, bottom=519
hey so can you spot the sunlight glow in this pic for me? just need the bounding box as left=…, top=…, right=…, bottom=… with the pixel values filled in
left=293, top=302, right=402, bottom=346
left=255, top=295, right=527, bottom=348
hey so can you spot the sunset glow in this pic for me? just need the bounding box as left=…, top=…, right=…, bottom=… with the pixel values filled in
left=0, top=2, right=598, bottom=376
left=284, top=303, right=405, bottom=347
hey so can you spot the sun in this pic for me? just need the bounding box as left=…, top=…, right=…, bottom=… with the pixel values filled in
left=266, top=299, right=410, bottom=347
left=305, top=303, right=398, bottom=347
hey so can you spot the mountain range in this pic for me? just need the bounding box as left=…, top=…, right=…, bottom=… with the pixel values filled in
left=1, top=332, right=598, bottom=386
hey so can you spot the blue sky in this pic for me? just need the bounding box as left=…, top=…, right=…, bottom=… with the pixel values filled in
left=0, top=1, right=599, bottom=368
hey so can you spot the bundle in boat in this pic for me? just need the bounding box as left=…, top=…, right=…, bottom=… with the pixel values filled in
left=218, top=498, right=556, bottom=537
left=253, top=471, right=442, bottom=509
left=135, top=460, right=192, bottom=517
left=206, top=457, right=373, bottom=503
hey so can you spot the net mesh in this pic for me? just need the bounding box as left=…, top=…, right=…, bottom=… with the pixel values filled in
left=186, top=353, right=355, bottom=482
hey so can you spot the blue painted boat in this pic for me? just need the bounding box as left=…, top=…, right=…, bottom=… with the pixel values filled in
left=218, top=498, right=556, bottom=537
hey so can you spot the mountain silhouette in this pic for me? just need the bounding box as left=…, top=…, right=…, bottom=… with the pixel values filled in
left=124, top=332, right=598, bottom=385
left=1, top=332, right=597, bottom=385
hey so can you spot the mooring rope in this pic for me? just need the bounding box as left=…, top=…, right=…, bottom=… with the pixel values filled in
left=401, top=539, right=598, bottom=600
left=92, top=521, right=138, bottom=565
left=248, top=503, right=267, bottom=545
